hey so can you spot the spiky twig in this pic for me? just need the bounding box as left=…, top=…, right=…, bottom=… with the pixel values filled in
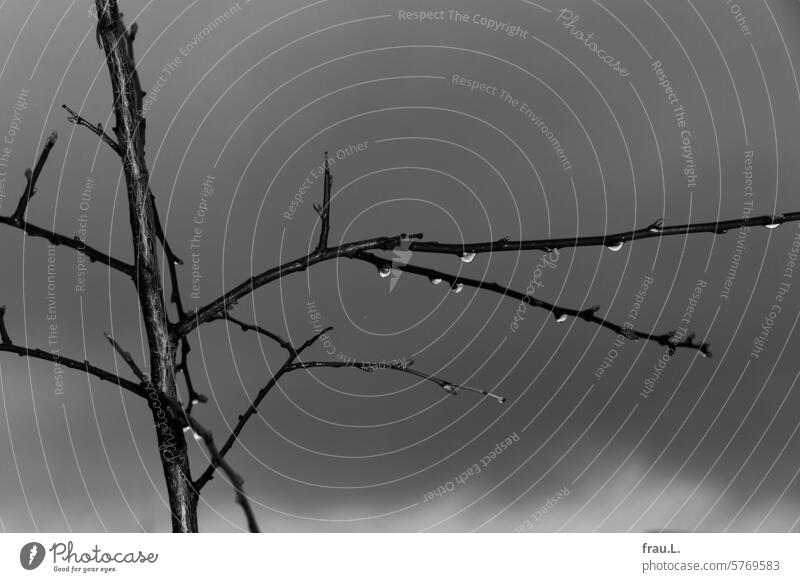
left=406, top=214, right=798, bottom=257
left=353, top=251, right=712, bottom=356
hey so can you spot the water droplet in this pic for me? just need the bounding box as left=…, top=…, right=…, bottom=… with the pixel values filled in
left=191, top=398, right=199, bottom=405
left=193, top=431, right=203, bottom=442
left=460, top=252, right=476, bottom=263
left=378, top=265, right=392, bottom=278
left=431, top=278, right=443, bottom=285
left=607, top=241, right=624, bottom=252
left=498, top=397, right=507, bottom=404
left=442, top=383, right=457, bottom=395
left=554, top=312, right=568, bottom=323
left=452, top=283, right=464, bottom=294
left=765, top=214, right=784, bottom=229
left=182, top=426, right=192, bottom=433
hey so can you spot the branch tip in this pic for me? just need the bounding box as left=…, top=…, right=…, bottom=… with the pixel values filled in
left=0, top=306, right=11, bottom=344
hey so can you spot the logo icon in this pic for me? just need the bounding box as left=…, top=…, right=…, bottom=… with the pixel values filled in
left=20, top=542, right=45, bottom=570
left=389, top=249, right=413, bottom=293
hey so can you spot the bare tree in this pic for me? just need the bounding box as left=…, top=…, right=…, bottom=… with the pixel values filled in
left=0, top=0, right=796, bottom=532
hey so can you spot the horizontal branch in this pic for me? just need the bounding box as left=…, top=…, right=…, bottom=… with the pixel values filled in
left=214, top=314, right=294, bottom=354
left=0, top=124, right=133, bottom=276
left=173, top=234, right=422, bottom=339
left=0, top=216, right=135, bottom=276
left=286, top=360, right=506, bottom=402
left=0, top=308, right=146, bottom=398
left=353, top=251, right=711, bottom=356
left=407, top=213, right=800, bottom=258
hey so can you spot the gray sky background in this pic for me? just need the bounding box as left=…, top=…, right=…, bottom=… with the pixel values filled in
left=2, top=0, right=800, bottom=532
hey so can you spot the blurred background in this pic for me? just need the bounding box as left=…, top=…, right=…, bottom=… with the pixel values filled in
left=1, top=0, right=800, bottom=532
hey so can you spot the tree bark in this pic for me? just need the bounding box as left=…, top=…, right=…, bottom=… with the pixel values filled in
left=94, top=0, right=197, bottom=532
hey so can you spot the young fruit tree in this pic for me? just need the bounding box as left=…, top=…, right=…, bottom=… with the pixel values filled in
left=1, top=1, right=798, bottom=533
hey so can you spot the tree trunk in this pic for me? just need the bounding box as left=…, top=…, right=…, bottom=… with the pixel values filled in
left=95, top=0, right=198, bottom=532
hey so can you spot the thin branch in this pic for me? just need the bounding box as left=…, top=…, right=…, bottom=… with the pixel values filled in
left=407, top=214, right=800, bottom=258
left=0, top=126, right=132, bottom=275
left=104, top=333, right=146, bottom=381
left=11, top=131, right=58, bottom=224
left=0, top=216, right=135, bottom=276
left=215, top=313, right=294, bottom=354
left=0, top=306, right=13, bottom=345
left=62, top=104, right=122, bottom=155
left=172, top=234, right=423, bottom=339
left=176, top=210, right=797, bottom=341
left=314, top=152, right=332, bottom=252
left=0, top=320, right=146, bottom=399
left=151, top=192, right=183, bottom=266
left=177, top=338, right=206, bottom=414
left=62, top=105, right=181, bottom=273
left=353, top=251, right=712, bottom=356
left=0, top=309, right=12, bottom=348
left=286, top=360, right=507, bottom=403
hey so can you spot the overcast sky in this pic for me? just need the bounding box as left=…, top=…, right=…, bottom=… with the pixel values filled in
left=2, top=0, right=800, bottom=532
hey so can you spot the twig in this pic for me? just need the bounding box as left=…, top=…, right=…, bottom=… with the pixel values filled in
left=0, top=216, right=135, bottom=276
left=173, top=233, right=424, bottom=338
left=63, top=104, right=181, bottom=273
left=104, top=333, right=146, bottom=381
left=215, top=313, right=294, bottom=354
left=175, top=211, right=799, bottom=341
left=286, top=360, right=507, bottom=403
left=407, top=214, right=800, bottom=258
left=353, top=251, right=712, bottom=356
left=314, top=152, right=332, bottom=252
left=0, top=306, right=13, bottom=345
left=151, top=192, right=183, bottom=266
left=62, top=104, right=122, bottom=155
left=11, top=131, right=58, bottom=224
left=186, top=418, right=260, bottom=532
left=0, top=333, right=147, bottom=399
left=0, top=128, right=132, bottom=275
